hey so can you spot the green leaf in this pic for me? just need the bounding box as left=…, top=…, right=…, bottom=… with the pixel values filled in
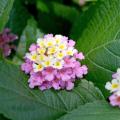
left=15, top=18, right=43, bottom=59
left=7, top=0, right=30, bottom=36
left=0, top=0, right=14, bottom=31
left=0, top=114, right=10, bottom=120
left=0, top=60, right=104, bottom=120
left=12, top=18, right=43, bottom=64
left=37, top=1, right=79, bottom=23
left=58, top=101, right=120, bottom=120
left=71, top=0, right=120, bottom=96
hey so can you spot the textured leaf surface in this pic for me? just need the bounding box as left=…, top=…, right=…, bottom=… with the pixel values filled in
left=37, top=1, right=79, bottom=23
left=12, top=18, right=43, bottom=65
left=58, top=101, right=120, bottom=120
left=0, top=60, right=104, bottom=120
left=7, top=0, right=30, bottom=36
left=71, top=0, right=120, bottom=96
left=0, top=0, right=14, bottom=31
left=15, top=18, right=43, bottom=58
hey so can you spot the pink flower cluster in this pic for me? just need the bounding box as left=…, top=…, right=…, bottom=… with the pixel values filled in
left=0, top=28, right=18, bottom=56
left=105, top=68, right=120, bottom=107
left=21, top=34, right=88, bottom=90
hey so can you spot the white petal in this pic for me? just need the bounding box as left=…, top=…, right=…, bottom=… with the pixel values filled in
left=105, top=82, right=112, bottom=90
left=112, top=79, right=119, bottom=84
left=25, top=53, right=31, bottom=59
left=37, top=38, right=42, bottom=43
left=55, top=35, right=63, bottom=39
left=117, top=68, right=120, bottom=73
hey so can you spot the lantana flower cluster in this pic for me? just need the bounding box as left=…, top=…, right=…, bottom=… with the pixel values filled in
left=105, top=68, right=120, bottom=107
left=21, top=34, right=88, bottom=90
left=0, top=28, right=18, bottom=56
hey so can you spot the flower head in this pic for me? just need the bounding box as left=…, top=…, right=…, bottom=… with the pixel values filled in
left=105, top=68, right=120, bottom=107
left=0, top=28, right=18, bottom=56
left=21, top=34, right=88, bottom=90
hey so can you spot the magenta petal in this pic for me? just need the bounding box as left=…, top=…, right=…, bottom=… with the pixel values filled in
left=29, top=44, right=37, bottom=52
left=45, top=74, right=54, bottom=81
left=52, top=82, right=60, bottom=90
left=66, top=82, right=74, bottom=90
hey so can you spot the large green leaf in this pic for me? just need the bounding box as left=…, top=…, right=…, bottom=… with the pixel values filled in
left=58, top=101, right=120, bottom=120
left=37, top=1, right=79, bottom=23
left=7, top=0, right=30, bottom=36
left=0, top=0, right=14, bottom=31
left=71, top=0, right=120, bottom=96
left=0, top=60, right=104, bottom=120
left=0, top=114, right=10, bottom=120
left=15, top=18, right=43, bottom=59
left=12, top=18, right=43, bottom=64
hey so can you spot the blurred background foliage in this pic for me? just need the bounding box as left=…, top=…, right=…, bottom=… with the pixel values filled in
left=7, top=0, right=97, bottom=37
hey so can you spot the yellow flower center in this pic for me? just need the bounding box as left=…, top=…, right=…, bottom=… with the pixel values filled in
left=38, top=41, right=44, bottom=47
left=112, top=84, right=119, bottom=89
left=66, top=50, right=73, bottom=56
left=31, top=55, right=37, bottom=61
left=39, top=55, right=45, bottom=61
left=44, top=61, right=51, bottom=66
left=37, top=48, right=46, bottom=54
left=57, top=52, right=64, bottom=59
left=55, top=39, right=60, bottom=44
left=55, top=61, right=61, bottom=67
left=47, top=41, right=53, bottom=47
left=48, top=47, right=56, bottom=54
left=59, top=44, right=66, bottom=50
left=37, top=64, right=43, bottom=70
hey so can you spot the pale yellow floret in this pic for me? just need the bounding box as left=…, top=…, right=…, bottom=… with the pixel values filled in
left=44, top=60, right=52, bottom=67
left=48, top=47, right=57, bottom=54
left=26, top=52, right=37, bottom=62
left=112, top=84, right=119, bottom=89
left=55, top=39, right=61, bottom=44
left=37, top=64, right=43, bottom=71
left=54, top=61, right=63, bottom=69
left=46, top=41, right=54, bottom=47
left=37, top=48, right=46, bottom=55
left=56, top=52, right=65, bottom=59
left=31, top=54, right=37, bottom=61
left=33, top=63, right=43, bottom=72
left=66, top=50, right=74, bottom=56
left=37, top=55, right=46, bottom=61
left=105, top=79, right=120, bottom=92
left=58, top=44, right=66, bottom=50
left=37, top=41, right=45, bottom=48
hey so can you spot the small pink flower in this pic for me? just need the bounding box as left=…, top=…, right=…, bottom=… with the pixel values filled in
left=42, top=67, right=57, bottom=81
left=64, top=57, right=76, bottom=68
left=109, top=94, right=120, bottom=107
left=52, top=81, right=61, bottom=90
left=39, top=81, right=52, bottom=90
left=44, top=34, right=53, bottom=39
left=74, top=52, right=85, bottom=60
left=0, top=28, right=18, bottom=57
left=28, top=73, right=44, bottom=88
left=29, top=44, right=37, bottom=52
left=21, top=60, right=33, bottom=74
left=58, top=68, right=71, bottom=81
left=81, top=65, right=88, bottom=75
left=68, top=40, right=75, bottom=47
left=66, top=81, right=74, bottom=90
